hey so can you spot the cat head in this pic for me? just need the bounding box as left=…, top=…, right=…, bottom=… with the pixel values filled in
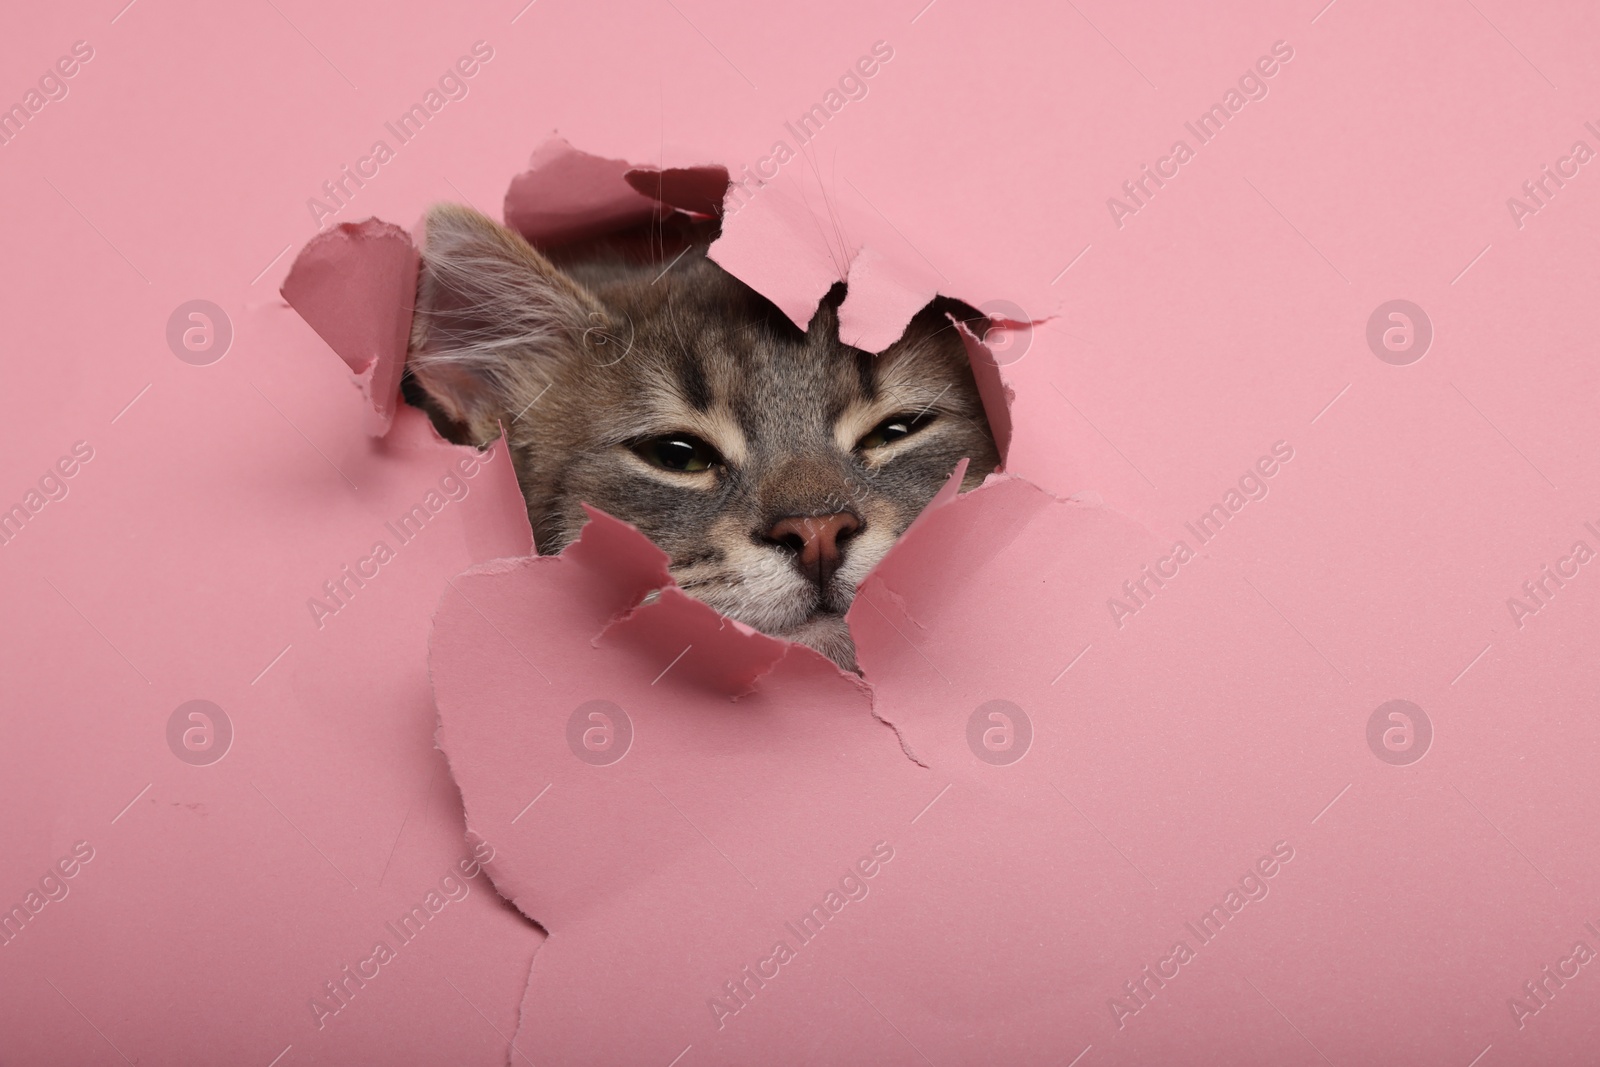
left=406, top=203, right=1000, bottom=671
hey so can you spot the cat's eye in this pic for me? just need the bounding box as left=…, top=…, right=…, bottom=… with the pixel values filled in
left=634, top=434, right=722, bottom=472
left=856, top=413, right=932, bottom=451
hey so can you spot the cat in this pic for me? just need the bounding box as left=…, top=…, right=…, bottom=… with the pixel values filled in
left=405, top=202, right=1000, bottom=672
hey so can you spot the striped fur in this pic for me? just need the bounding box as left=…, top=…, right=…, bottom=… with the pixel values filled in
left=407, top=203, right=999, bottom=670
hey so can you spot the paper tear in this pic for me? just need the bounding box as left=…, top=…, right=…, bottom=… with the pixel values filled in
left=955, top=317, right=1015, bottom=465
left=504, top=930, right=545, bottom=1067
left=499, top=137, right=1024, bottom=479
left=623, top=164, right=730, bottom=218
left=512, top=505, right=679, bottom=634
left=503, top=136, right=668, bottom=247
left=707, top=176, right=859, bottom=336
left=426, top=504, right=789, bottom=702
left=597, top=588, right=788, bottom=699
left=913, top=458, right=969, bottom=525
left=837, top=244, right=942, bottom=353
left=280, top=218, right=419, bottom=437
left=849, top=475, right=1064, bottom=675
left=869, top=688, right=930, bottom=767
left=541, top=505, right=838, bottom=699
left=282, top=139, right=1024, bottom=706
left=429, top=522, right=888, bottom=940
left=428, top=464, right=1187, bottom=1064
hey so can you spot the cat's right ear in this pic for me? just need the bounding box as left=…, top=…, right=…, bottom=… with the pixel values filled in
left=407, top=203, right=604, bottom=443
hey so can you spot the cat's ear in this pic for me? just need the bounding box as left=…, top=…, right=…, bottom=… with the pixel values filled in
left=407, top=203, right=604, bottom=442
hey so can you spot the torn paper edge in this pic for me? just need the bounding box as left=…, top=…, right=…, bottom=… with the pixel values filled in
left=280, top=217, right=419, bottom=437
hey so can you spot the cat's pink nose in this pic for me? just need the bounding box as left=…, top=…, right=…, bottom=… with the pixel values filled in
left=764, top=513, right=861, bottom=578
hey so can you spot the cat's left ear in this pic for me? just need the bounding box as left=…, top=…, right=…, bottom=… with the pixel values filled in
left=407, top=202, right=605, bottom=444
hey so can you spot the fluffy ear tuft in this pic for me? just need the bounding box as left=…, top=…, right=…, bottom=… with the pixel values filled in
left=407, top=203, right=605, bottom=442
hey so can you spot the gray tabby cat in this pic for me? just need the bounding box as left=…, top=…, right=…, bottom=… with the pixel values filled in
left=406, top=203, right=999, bottom=671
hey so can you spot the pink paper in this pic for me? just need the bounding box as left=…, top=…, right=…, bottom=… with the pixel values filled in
left=503, top=136, right=666, bottom=246
left=280, top=218, right=419, bottom=436
left=5, top=1, right=1599, bottom=1064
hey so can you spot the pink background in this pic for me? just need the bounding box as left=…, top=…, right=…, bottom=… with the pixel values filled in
left=2, top=0, right=1598, bottom=1063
